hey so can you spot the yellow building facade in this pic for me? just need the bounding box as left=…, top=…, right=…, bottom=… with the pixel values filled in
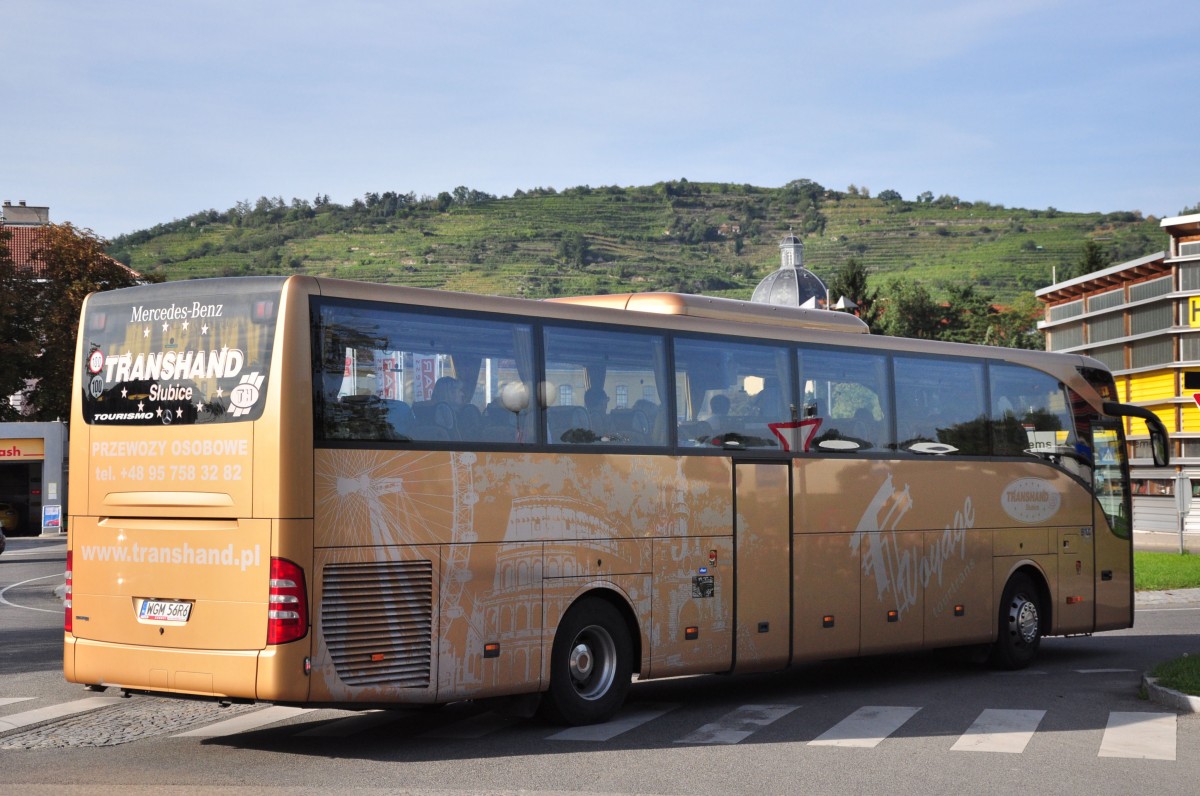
left=1038, top=213, right=1200, bottom=535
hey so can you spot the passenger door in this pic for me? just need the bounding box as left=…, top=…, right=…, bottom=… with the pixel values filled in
left=732, top=461, right=792, bottom=673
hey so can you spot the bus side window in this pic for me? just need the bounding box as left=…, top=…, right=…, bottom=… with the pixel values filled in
left=988, top=363, right=1075, bottom=460
left=798, top=347, right=890, bottom=453
left=893, top=356, right=987, bottom=455
left=675, top=337, right=792, bottom=449
left=542, top=325, right=668, bottom=447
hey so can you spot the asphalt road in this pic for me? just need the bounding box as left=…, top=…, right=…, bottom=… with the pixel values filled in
left=3, top=536, right=1200, bottom=796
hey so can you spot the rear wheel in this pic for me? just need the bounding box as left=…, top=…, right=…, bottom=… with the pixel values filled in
left=990, top=573, right=1043, bottom=670
left=540, top=598, right=632, bottom=726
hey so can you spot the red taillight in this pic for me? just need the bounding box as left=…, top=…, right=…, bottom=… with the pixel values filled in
left=267, top=557, right=308, bottom=645
left=64, top=550, right=73, bottom=633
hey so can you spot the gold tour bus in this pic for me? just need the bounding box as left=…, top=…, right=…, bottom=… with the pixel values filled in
left=64, top=275, right=1168, bottom=725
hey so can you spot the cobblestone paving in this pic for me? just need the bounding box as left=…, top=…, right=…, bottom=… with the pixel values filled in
left=0, top=698, right=262, bottom=749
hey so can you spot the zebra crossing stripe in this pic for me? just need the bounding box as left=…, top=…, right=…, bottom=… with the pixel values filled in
left=0, top=696, right=123, bottom=732
left=676, top=704, right=799, bottom=745
left=809, top=706, right=921, bottom=748
left=0, top=698, right=36, bottom=708
left=548, top=703, right=677, bottom=742
left=951, top=709, right=1046, bottom=753
left=1098, top=712, right=1176, bottom=760
left=171, top=706, right=313, bottom=738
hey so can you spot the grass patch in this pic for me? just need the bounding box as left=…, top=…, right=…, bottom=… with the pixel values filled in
left=1151, top=655, right=1200, bottom=696
left=1134, top=551, right=1200, bottom=591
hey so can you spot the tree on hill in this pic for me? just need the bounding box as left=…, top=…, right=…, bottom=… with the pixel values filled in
left=877, top=279, right=944, bottom=339
left=873, top=278, right=1041, bottom=349
left=556, top=232, right=590, bottom=268
left=1063, top=240, right=1111, bottom=280
left=826, top=257, right=880, bottom=332
left=22, top=224, right=147, bottom=420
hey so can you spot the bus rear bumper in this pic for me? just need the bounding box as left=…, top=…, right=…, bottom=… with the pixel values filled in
left=65, top=636, right=309, bottom=702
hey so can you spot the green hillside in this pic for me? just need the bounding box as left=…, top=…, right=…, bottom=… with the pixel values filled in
left=107, top=180, right=1168, bottom=304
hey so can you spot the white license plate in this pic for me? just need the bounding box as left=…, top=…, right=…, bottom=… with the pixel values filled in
left=138, top=599, right=192, bottom=623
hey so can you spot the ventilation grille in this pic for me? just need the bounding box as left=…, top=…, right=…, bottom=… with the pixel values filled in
left=321, top=560, right=433, bottom=688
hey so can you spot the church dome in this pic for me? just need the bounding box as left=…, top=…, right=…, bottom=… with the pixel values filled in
left=751, top=234, right=828, bottom=307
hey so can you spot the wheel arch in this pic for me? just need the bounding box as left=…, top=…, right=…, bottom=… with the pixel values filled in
left=556, top=585, right=643, bottom=676
left=1001, top=562, right=1053, bottom=637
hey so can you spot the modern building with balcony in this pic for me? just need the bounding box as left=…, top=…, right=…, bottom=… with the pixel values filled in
left=1037, top=214, right=1200, bottom=542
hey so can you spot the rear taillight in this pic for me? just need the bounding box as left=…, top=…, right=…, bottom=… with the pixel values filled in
left=64, top=550, right=73, bottom=633
left=267, top=557, right=308, bottom=645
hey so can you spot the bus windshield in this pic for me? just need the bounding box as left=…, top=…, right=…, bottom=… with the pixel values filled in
left=79, top=277, right=284, bottom=425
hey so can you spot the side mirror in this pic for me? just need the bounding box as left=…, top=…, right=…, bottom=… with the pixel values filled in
left=1102, top=401, right=1171, bottom=467
left=1150, top=425, right=1170, bottom=468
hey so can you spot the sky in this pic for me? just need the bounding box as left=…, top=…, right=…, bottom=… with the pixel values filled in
left=4, top=0, right=1199, bottom=241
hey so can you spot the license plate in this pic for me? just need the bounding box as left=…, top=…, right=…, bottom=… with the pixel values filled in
left=138, top=599, right=192, bottom=623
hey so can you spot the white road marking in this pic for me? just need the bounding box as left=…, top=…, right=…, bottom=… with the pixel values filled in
left=809, top=705, right=921, bottom=748
left=0, top=573, right=64, bottom=613
left=676, top=704, right=799, bottom=745
left=1098, top=712, right=1176, bottom=760
left=951, top=709, right=1045, bottom=753
left=547, top=703, right=677, bottom=742
left=0, top=696, right=123, bottom=733
left=1075, top=668, right=1135, bottom=674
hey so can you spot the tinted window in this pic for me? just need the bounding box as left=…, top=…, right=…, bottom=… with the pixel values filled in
left=989, top=363, right=1074, bottom=458
left=81, top=277, right=284, bottom=425
left=542, top=326, right=668, bottom=446
left=798, top=347, right=891, bottom=452
left=894, top=356, right=988, bottom=455
left=674, top=337, right=793, bottom=450
left=315, top=301, right=537, bottom=444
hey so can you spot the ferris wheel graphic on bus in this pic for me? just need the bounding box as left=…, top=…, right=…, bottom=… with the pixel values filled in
left=318, top=450, right=471, bottom=549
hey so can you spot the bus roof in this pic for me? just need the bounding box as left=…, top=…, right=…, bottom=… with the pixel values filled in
left=546, top=292, right=870, bottom=334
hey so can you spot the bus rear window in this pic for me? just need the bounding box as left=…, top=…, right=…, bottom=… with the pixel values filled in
left=80, top=278, right=284, bottom=425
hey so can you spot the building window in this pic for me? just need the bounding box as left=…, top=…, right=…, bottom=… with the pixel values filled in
left=1132, top=478, right=1174, bottom=496
left=1130, top=338, right=1172, bottom=369
left=1048, top=323, right=1084, bottom=351
left=1129, top=276, right=1172, bottom=302
left=1088, top=290, right=1124, bottom=312
left=1087, top=315, right=1124, bottom=344
left=1048, top=300, right=1083, bottom=322
left=1091, top=345, right=1124, bottom=371
left=1130, top=304, right=1172, bottom=335
left=1180, top=262, right=1200, bottom=290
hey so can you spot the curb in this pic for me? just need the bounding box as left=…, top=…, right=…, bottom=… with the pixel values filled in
left=1143, top=675, right=1200, bottom=713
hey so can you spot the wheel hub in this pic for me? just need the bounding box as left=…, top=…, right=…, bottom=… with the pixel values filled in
left=569, top=643, right=594, bottom=681
left=1011, top=596, right=1039, bottom=644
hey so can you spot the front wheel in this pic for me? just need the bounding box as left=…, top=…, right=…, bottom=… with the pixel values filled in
left=989, top=573, right=1043, bottom=670
left=540, top=598, right=632, bottom=726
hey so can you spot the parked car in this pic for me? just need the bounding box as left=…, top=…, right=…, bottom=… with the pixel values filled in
left=0, top=502, right=17, bottom=533
left=0, top=526, right=5, bottom=556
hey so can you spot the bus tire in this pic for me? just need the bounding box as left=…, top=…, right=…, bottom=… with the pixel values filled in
left=540, top=598, right=632, bottom=726
left=990, top=573, right=1042, bottom=670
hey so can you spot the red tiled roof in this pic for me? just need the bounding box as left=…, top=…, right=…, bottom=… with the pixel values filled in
left=3, top=225, right=44, bottom=274
left=1, top=223, right=140, bottom=279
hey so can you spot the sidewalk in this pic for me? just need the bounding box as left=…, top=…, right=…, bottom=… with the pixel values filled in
left=1134, top=530, right=1200, bottom=554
